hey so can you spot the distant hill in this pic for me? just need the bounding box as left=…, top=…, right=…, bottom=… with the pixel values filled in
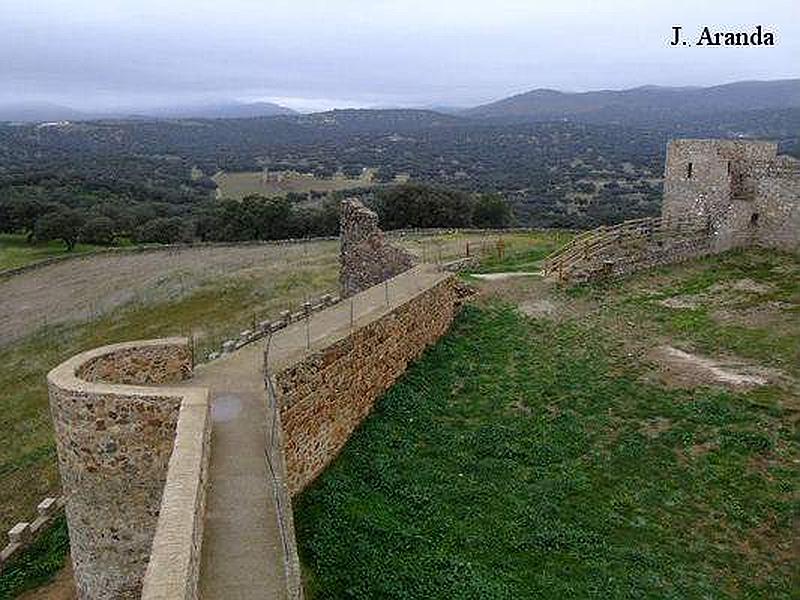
left=297, top=108, right=465, bottom=132
left=465, top=79, right=800, bottom=124
left=0, top=102, right=87, bottom=122
left=0, top=100, right=296, bottom=123
left=143, top=101, right=296, bottom=119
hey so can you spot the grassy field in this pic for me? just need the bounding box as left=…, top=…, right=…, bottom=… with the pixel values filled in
left=0, top=234, right=102, bottom=272
left=295, top=249, right=799, bottom=598
left=0, top=516, right=69, bottom=598
left=213, top=169, right=376, bottom=199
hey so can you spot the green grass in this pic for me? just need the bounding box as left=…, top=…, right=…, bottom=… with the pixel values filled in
left=0, top=234, right=104, bottom=272
left=0, top=515, right=70, bottom=598
left=469, top=231, right=573, bottom=274
left=295, top=252, right=799, bottom=599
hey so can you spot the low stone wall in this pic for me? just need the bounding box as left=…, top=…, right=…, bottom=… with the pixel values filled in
left=47, top=339, right=210, bottom=600
left=577, top=220, right=716, bottom=282
left=0, top=496, right=65, bottom=574
left=274, top=274, right=459, bottom=495
left=141, top=388, right=210, bottom=600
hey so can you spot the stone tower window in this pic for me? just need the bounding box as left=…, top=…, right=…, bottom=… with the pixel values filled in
left=750, top=212, right=759, bottom=226
left=727, top=161, right=731, bottom=175
left=687, top=162, right=693, bottom=179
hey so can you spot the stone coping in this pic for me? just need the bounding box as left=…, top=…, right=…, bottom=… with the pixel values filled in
left=48, top=338, right=211, bottom=600
left=47, top=337, right=197, bottom=396
left=141, top=391, right=210, bottom=600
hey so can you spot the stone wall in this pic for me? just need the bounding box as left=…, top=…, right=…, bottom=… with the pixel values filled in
left=754, top=157, right=800, bottom=251
left=339, top=198, right=415, bottom=298
left=141, top=387, right=210, bottom=600
left=542, top=216, right=718, bottom=283
left=47, top=339, right=209, bottom=600
left=546, top=138, right=799, bottom=284
left=662, top=139, right=799, bottom=253
left=274, top=275, right=459, bottom=495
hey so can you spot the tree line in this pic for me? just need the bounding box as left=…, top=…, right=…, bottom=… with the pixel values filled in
left=0, top=183, right=513, bottom=250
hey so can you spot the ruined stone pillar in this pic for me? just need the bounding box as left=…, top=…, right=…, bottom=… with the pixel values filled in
left=339, top=198, right=415, bottom=297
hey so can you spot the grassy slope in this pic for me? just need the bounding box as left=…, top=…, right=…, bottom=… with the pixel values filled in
left=0, top=234, right=102, bottom=271
left=295, top=250, right=799, bottom=599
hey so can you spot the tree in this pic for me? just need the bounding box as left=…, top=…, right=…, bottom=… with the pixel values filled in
left=374, top=183, right=474, bottom=229
left=134, top=217, right=186, bottom=244
left=80, top=215, right=116, bottom=245
left=473, top=193, right=513, bottom=228
left=34, top=208, right=84, bottom=251
left=0, top=198, right=55, bottom=240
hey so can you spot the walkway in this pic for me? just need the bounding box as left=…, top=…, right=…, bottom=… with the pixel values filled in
left=192, top=265, right=449, bottom=599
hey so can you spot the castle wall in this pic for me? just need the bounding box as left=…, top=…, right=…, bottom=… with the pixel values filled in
left=558, top=217, right=716, bottom=283
left=274, top=274, right=459, bottom=495
left=47, top=339, right=208, bottom=600
left=662, top=139, right=797, bottom=254
left=339, top=198, right=415, bottom=298
left=753, top=157, right=800, bottom=251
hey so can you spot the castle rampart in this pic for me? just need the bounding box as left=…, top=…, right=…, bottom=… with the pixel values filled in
left=47, top=339, right=209, bottom=600
left=544, top=138, right=799, bottom=282
left=272, top=268, right=459, bottom=494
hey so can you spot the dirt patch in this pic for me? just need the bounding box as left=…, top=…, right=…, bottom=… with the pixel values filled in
left=470, top=272, right=540, bottom=281
left=0, top=242, right=338, bottom=347
left=18, top=562, right=76, bottom=600
left=658, top=296, right=701, bottom=310
left=656, top=278, right=776, bottom=314
left=710, top=278, right=774, bottom=295
left=648, top=345, right=781, bottom=390
left=639, top=417, right=672, bottom=439
left=676, top=440, right=720, bottom=464
left=518, top=298, right=559, bottom=319
left=711, top=301, right=797, bottom=329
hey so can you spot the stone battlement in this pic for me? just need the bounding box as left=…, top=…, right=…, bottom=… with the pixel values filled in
left=47, top=339, right=210, bottom=600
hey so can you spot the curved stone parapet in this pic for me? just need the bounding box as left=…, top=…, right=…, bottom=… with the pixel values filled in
left=47, top=338, right=209, bottom=600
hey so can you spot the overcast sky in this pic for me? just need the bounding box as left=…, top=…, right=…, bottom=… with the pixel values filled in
left=1, top=0, right=797, bottom=112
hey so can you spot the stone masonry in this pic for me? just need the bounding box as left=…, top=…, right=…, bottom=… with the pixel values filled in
left=663, top=139, right=800, bottom=253
left=47, top=339, right=200, bottom=599
left=339, top=198, right=416, bottom=298
left=275, top=273, right=460, bottom=495
left=545, top=138, right=799, bottom=283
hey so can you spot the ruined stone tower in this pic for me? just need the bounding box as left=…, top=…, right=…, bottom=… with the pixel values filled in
left=339, top=198, right=415, bottom=298
left=662, top=139, right=800, bottom=252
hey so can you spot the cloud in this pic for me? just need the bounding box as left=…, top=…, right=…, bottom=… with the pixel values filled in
left=0, top=0, right=797, bottom=111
